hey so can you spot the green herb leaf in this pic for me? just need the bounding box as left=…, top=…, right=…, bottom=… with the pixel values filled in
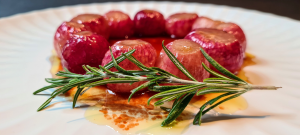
left=104, top=49, right=136, bottom=69
left=109, top=47, right=134, bottom=75
left=128, top=81, right=154, bottom=102
left=51, top=77, right=103, bottom=96
left=148, top=84, right=205, bottom=105
left=149, top=84, right=196, bottom=92
left=160, top=106, right=171, bottom=112
left=150, top=67, right=179, bottom=78
left=202, top=63, right=231, bottom=80
left=86, top=65, right=105, bottom=75
left=197, top=88, right=245, bottom=96
left=162, top=41, right=197, bottom=81
left=55, top=71, right=89, bottom=78
left=193, top=92, right=236, bottom=125
left=33, top=83, right=66, bottom=95
left=121, top=53, right=151, bottom=71
left=45, top=78, right=72, bottom=84
left=154, top=94, right=179, bottom=106
left=200, top=48, right=245, bottom=82
left=202, top=91, right=246, bottom=115
left=81, top=78, right=139, bottom=88
left=161, top=92, right=196, bottom=126
left=72, top=86, right=84, bottom=108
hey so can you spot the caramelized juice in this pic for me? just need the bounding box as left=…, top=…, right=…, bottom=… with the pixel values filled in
left=50, top=37, right=256, bottom=134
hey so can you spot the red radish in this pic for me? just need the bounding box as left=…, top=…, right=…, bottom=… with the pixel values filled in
left=133, top=10, right=165, bottom=37
left=156, top=39, right=209, bottom=82
left=70, top=14, right=110, bottom=39
left=192, top=17, right=246, bottom=54
left=54, top=21, right=87, bottom=58
left=104, top=11, right=134, bottom=38
left=61, top=31, right=110, bottom=74
left=185, top=28, right=243, bottom=74
left=165, top=13, right=198, bottom=38
left=101, top=40, right=157, bottom=93
left=192, top=17, right=223, bottom=29
left=216, top=23, right=246, bottom=54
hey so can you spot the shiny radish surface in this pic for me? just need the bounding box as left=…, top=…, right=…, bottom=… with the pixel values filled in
left=101, top=39, right=157, bottom=92
left=165, top=13, right=198, bottom=38
left=134, top=10, right=165, bottom=37
left=62, top=31, right=110, bottom=74
left=54, top=21, right=87, bottom=58
left=104, top=11, right=134, bottom=38
left=192, top=17, right=246, bottom=54
left=71, top=14, right=110, bottom=39
left=156, top=39, right=210, bottom=81
left=185, top=28, right=243, bottom=74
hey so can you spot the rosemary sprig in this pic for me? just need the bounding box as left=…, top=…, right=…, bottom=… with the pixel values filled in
left=34, top=41, right=281, bottom=126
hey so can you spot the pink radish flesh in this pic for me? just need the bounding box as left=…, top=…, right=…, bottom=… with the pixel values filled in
left=192, top=17, right=223, bottom=29
left=156, top=39, right=210, bottom=81
left=185, top=28, right=243, bottom=74
left=192, top=17, right=246, bottom=54
left=165, top=13, right=198, bottom=38
left=101, top=39, right=157, bottom=93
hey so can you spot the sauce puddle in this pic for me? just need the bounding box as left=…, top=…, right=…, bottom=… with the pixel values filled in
left=65, top=85, right=247, bottom=134
left=50, top=37, right=256, bottom=134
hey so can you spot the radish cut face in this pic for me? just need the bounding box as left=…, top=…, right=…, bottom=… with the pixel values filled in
left=185, top=28, right=243, bottom=74
left=192, top=17, right=223, bottom=29
left=166, top=13, right=198, bottom=38
left=71, top=14, right=110, bottom=39
left=101, top=39, right=157, bottom=93
left=104, top=11, right=134, bottom=38
left=61, top=31, right=110, bottom=74
left=192, top=17, right=246, bottom=54
left=156, top=39, right=210, bottom=82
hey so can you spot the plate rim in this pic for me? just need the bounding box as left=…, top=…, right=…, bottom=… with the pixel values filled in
left=1, top=1, right=300, bottom=26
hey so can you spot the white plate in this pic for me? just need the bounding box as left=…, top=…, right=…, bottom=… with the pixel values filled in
left=0, top=1, right=300, bottom=135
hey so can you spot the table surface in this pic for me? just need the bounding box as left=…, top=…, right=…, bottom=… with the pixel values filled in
left=0, top=0, right=300, bottom=21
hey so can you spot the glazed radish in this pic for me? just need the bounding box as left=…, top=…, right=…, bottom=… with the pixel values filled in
left=104, top=11, right=134, bottom=38
left=70, top=14, right=110, bottom=39
left=192, top=17, right=223, bottom=29
left=192, top=17, right=246, bottom=54
left=54, top=21, right=87, bottom=58
left=185, top=28, right=243, bottom=74
left=61, top=31, right=110, bottom=74
left=101, top=40, right=157, bottom=93
left=156, top=39, right=209, bottom=81
left=133, top=10, right=165, bottom=36
left=165, top=13, right=198, bottom=38
left=216, top=23, right=246, bottom=54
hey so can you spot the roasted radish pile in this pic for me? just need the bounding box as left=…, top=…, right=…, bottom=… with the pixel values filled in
left=54, top=9, right=247, bottom=93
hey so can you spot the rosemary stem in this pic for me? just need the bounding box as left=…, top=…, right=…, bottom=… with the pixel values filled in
left=247, top=85, right=281, bottom=90
left=97, top=75, right=280, bottom=91
left=165, top=77, right=203, bottom=84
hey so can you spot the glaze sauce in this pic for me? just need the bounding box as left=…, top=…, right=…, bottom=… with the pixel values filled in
left=51, top=37, right=255, bottom=134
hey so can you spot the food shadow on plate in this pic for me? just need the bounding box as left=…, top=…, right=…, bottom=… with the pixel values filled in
left=201, top=114, right=269, bottom=123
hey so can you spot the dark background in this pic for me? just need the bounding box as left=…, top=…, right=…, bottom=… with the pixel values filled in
left=0, top=0, right=300, bottom=20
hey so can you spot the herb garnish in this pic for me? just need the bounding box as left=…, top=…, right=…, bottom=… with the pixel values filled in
left=34, top=41, right=281, bottom=126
